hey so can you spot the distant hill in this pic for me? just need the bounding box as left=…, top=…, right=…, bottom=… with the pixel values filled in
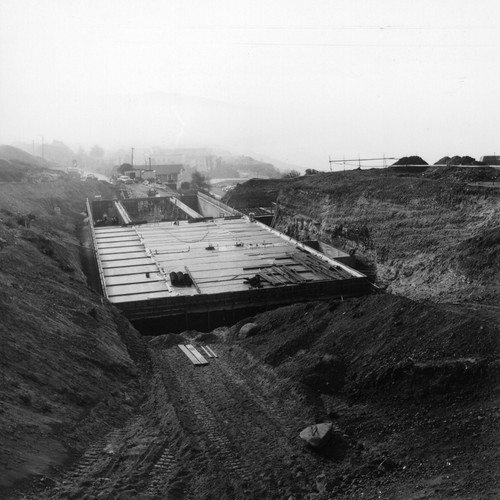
left=0, top=145, right=48, bottom=167
left=0, top=145, right=55, bottom=181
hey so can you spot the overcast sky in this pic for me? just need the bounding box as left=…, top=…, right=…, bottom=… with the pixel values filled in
left=1, top=0, right=499, bottom=170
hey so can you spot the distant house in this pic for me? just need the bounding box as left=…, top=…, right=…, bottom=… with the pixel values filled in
left=154, top=164, right=185, bottom=190
left=480, top=155, right=500, bottom=166
left=115, top=163, right=184, bottom=190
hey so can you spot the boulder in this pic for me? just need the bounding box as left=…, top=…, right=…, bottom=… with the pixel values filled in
left=299, top=422, right=334, bottom=450
left=239, top=322, right=261, bottom=339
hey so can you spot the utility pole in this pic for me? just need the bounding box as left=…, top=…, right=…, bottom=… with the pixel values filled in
left=131, top=147, right=135, bottom=168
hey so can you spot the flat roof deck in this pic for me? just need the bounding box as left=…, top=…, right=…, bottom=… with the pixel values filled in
left=93, top=217, right=369, bottom=321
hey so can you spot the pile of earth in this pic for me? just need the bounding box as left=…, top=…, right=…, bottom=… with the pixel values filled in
left=223, top=296, right=500, bottom=498
left=223, top=177, right=289, bottom=209
left=230, top=295, right=499, bottom=401
left=434, top=155, right=486, bottom=166
left=392, top=156, right=428, bottom=166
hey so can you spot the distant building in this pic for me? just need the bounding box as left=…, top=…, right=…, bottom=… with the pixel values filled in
left=480, top=155, right=500, bottom=166
left=154, top=164, right=185, bottom=190
left=115, top=163, right=184, bottom=190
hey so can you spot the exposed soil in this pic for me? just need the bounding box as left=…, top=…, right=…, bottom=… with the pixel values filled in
left=257, top=169, right=500, bottom=305
left=1, top=152, right=499, bottom=499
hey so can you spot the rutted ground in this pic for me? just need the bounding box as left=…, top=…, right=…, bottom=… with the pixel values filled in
left=16, top=296, right=500, bottom=499
left=22, top=340, right=320, bottom=499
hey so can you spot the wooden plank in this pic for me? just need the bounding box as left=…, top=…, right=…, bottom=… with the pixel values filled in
left=178, top=344, right=204, bottom=365
left=200, top=346, right=213, bottom=358
left=271, top=265, right=294, bottom=284
left=259, top=271, right=284, bottom=286
left=204, top=346, right=218, bottom=358
left=185, top=344, right=209, bottom=364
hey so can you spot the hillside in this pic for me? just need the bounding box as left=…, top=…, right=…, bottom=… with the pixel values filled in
left=0, top=180, right=148, bottom=494
left=0, top=146, right=64, bottom=182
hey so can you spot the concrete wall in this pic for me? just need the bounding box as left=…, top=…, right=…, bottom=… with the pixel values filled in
left=196, top=192, right=241, bottom=218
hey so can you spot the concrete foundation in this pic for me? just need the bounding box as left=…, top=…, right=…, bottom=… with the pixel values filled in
left=89, top=195, right=371, bottom=326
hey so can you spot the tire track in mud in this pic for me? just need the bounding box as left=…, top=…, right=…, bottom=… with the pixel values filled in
left=152, top=348, right=254, bottom=497
left=26, top=344, right=313, bottom=499
left=146, top=448, right=178, bottom=497
left=142, top=359, right=192, bottom=499
left=158, top=345, right=311, bottom=494
left=28, top=371, right=187, bottom=499
left=62, top=426, right=130, bottom=480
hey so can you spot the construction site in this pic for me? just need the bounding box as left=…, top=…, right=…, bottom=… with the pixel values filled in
left=0, top=156, right=499, bottom=500
left=88, top=192, right=369, bottom=331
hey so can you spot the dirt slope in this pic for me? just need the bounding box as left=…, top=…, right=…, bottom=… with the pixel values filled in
left=0, top=180, right=148, bottom=495
left=253, top=169, right=500, bottom=304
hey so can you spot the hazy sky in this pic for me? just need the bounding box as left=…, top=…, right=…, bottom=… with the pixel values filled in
left=1, top=0, right=499, bottom=170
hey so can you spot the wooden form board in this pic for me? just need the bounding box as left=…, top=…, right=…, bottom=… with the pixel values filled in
left=178, top=344, right=209, bottom=365
left=200, top=346, right=218, bottom=358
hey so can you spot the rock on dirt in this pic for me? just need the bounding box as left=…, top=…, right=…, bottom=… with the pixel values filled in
left=239, top=322, right=261, bottom=338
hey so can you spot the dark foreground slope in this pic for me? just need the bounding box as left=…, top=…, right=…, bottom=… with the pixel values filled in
left=0, top=179, right=149, bottom=494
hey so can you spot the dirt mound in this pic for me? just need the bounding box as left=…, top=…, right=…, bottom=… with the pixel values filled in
left=392, top=156, right=428, bottom=166
left=235, top=295, right=499, bottom=399
left=222, top=177, right=287, bottom=208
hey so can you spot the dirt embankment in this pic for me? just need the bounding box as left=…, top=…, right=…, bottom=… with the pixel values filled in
left=0, top=180, right=149, bottom=495
left=255, top=170, right=500, bottom=304
left=223, top=177, right=290, bottom=209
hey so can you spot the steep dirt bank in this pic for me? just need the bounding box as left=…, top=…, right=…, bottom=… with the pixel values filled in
left=0, top=181, right=149, bottom=494
left=226, top=170, right=500, bottom=304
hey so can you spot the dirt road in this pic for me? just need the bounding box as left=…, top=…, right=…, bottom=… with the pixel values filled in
left=30, top=342, right=327, bottom=499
